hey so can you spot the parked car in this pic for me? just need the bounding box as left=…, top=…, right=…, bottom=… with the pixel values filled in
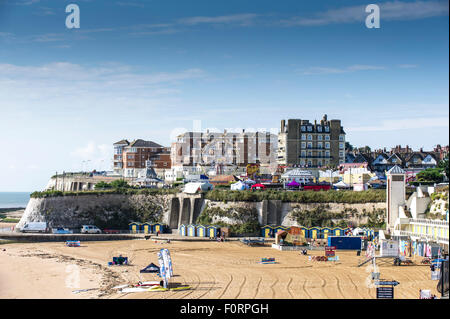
left=52, top=227, right=73, bottom=234
left=20, top=222, right=48, bottom=233
left=81, top=225, right=102, bottom=234
left=103, top=229, right=120, bottom=234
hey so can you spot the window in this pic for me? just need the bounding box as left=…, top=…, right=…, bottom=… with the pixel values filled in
left=325, top=151, right=330, bottom=157
left=307, top=134, right=312, bottom=140
left=340, top=151, right=345, bottom=157
left=317, top=126, right=322, bottom=132
left=325, top=142, right=330, bottom=149
left=301, top=150, right=306, bottom=157
left=307, top=126, right=312, bottom=132
left=301, top=126, right=306, bottom=132
left=127, top=155, right=134, bottom=159
left=324, top=126, right=330, bottom=132
left=301, top=142, right=306, bottom=148
left=301, top=134, right=306, bottom=140
left=325, top=135, right=330, bottom=141
left=318, top=161, right=322, bottom=166
left=308, top=151, right=312, bottom=157
left=339, top=135, right=345, bottom=141
left=307, top=142, right=312, bottom=149
left=318, top=135, right=323, bottom=141
left=318, top=142, right=323, bottom=149
left=339, top=143, right=344, bottom=149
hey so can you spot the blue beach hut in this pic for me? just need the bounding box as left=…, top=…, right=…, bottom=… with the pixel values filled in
left=142, top=222, right=153, bottom=234
left=322, top=227, right=332, bottom=240
left=309, top=227, right=321, bottom=240
left=129, top=222, right=141, bottom=234
left=153, top=223, right=165, bottom=234
left=196, top=225, right=207, bottom=237
left=207, top=225, right=219, bottom=238
left=261, top=225, right=274, bottom=238
left=187, top=224, right=197, bottom=237
left=179, top=224, right=187, bottom=236
left=332, top=227, right=344, bottom=236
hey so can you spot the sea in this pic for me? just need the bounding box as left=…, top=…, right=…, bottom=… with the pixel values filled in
left=0, top=192, right=30, bottom=209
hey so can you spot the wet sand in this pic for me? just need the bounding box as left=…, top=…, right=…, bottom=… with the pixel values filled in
left=0, top=239, right=439, bottom=299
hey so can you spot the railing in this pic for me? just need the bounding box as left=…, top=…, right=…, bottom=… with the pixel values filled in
left=399, top=230, right=449, bottom=244
left=409, top=219, right=449, bottom=227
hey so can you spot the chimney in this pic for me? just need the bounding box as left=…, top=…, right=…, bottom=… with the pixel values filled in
left=281, top=120, right=285, bottom=132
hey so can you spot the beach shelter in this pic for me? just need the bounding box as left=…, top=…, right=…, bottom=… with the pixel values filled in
left=309, top=227, right=321, bottom=240
left=196, top=225, right=207, bottom=237
left=261, top=225, right=274, bottom=238
left=179, top=224, right=187, bottom=236
left=251, top=183, right=266, bottom=190
left=153, top=223, right=165, bottom=234
left=334, top=181, right=350, bottom=189
left=142, top=222, right=153, bottom=234
left=207, top=225, right=219, bottom=238
left=183, top=182, right=214, bottom=194
left=140, top=262, right=160, bottom=273
left=273, top=225, right=287, bottom=234
left=129, top=222, right=142, bottom=234
left=231, top=181, right=248, bottom=191
left=187, top=224, right=197, bottom=237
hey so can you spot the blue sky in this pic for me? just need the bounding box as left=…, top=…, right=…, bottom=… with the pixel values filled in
left=0, top=0, right=448, bottom=191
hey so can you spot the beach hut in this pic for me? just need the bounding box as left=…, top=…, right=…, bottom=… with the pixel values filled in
left=196, top=225, right=207, bottom=237
left=207, top=225, right=219, bottom=238
left=261, top=225, right=274, bottom=238
left=322, top=227, right=332, bottom=239
left=187, top=224, right=197, bottom=237
left=142, top=222, right=153, bottom=234
left=153, top=223, right=165, bottom=234
left=309, top=227, right=321, bottom=240
left=129, top=222, right=142, bottom=234
left=273, top=225, right=287, bottom=234
left=179, top=224, right=187, bottom=236
left=332, top=227, right=344, bottom=236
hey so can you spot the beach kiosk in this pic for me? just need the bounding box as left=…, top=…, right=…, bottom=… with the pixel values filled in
left=153, top=223, right=165, bottom=234
left=187, top=224, right=197, bottom=237
left=179, top=224, right=187, bottom=236
left=196, top=225, right=207, bottom=237
left=129, top=222, right=141, bottom=234
left=142, top=222, right=153, bottom=234
left=207, top=225, right=219, bottom=238
left=261, top=225, right=274, bottom=238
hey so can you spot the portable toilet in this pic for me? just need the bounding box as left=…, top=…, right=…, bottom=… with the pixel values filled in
left=187, top=224, right=197, bottom=237
left=129, top=222, right=141, bottom=234
left=322, top=227, right=332, bottom=240
left=179, top=224, right=187, bottom=236
left=153, top=223, right=165, bottom=234
left=142, top=222, right=153, bottom=234
left=310, top=227, right=320, bottom=240
left=197, top=225, right=207, bottom=237
left=261, top=225, right=273, bottom=238
left=207, top=225, right=219, bottom=238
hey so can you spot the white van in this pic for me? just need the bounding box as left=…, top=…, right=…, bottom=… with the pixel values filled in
left=81, top=225, right=102, bottom=234
left=21, top=222, right=48, bottom=233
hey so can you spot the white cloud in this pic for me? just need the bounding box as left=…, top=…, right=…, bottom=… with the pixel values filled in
left=178, top=13, right=260, bottom=26
left=281, top=1, right=449, bottom=26
left=71, top=142, right=112, bottom=171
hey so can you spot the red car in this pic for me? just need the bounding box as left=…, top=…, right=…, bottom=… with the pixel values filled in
left=103, top=229, right=120, bottom=234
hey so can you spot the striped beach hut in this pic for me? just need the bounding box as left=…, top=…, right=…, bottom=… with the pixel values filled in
left=187, top=224, right=197, bottom=237
left=129, top=222, right=142, bottom=234
left=179, top=224, right=187, bottom=236
left=153, top=223, right=165, bottom=234
left=142, top=222, right=153, bottom=234
left=309, top=227, right=321, bottom=240
left=196, top=225, right=207, bottom=237
left=207, top=225, right=219, bottom=238
left=322, top=227, right=332, bottom=240
left=261, top=225, right=274, bottom=238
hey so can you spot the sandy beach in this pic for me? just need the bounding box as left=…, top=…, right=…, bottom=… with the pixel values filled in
left=0, top=239, right=439, bottom=299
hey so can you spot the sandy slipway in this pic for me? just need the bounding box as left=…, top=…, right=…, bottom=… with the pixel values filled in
left=0, top=240, right=439, bottom=299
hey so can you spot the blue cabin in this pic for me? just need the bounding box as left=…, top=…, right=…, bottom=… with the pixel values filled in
left=129, top=222, right=142, bottom=234
left=261, top=225, right=274, bottom=238
left=196, top=225, right=207, bottom=237
left=153, top=223, right=165, bottom=234
left=179, top=224, right=187, bottom=236
left=187, top=224, right=197, bottom=237
left=322, top=227, right=332, bottom=240
left=332, top=227, right=345, bottom=237
left=309, top=227, right=321, bottom=240
left=207, top=226, right=219, bottom=238
left=142, top=222, right=153, bottom=234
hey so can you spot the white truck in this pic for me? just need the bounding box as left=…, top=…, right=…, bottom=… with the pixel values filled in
left=21, top=222, right=48, bottom=233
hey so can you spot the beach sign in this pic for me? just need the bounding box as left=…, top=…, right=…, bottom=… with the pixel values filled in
left=325, top=246, right=336, bottom=257
left=376, top=287, right=394, bottom=299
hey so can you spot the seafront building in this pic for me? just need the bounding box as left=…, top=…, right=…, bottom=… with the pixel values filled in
left=277, top=114, right=346, bottom=168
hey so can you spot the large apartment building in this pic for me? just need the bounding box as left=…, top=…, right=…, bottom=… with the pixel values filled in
left=277, top=115, right=345, bottom=168
left=113, top=139, right=171, bottom=178
left=171, top=130, right=278, bottom=169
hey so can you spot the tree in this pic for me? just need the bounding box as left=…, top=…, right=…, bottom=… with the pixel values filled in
left=110, top=179, right=131, bottom=188
left=416, top=168, right=444, bottom=183
left=438, top=158, right=449, bottom=178
left=345, top=142, right=354, bottom=152
left=94, top=181, right=112, bottom=189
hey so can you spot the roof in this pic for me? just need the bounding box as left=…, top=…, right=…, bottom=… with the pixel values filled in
left=130, top=139, right=163, bottom=148
left=114, top=139, right=130, bottom=145
left=387, top=165, right=405, bottom=175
